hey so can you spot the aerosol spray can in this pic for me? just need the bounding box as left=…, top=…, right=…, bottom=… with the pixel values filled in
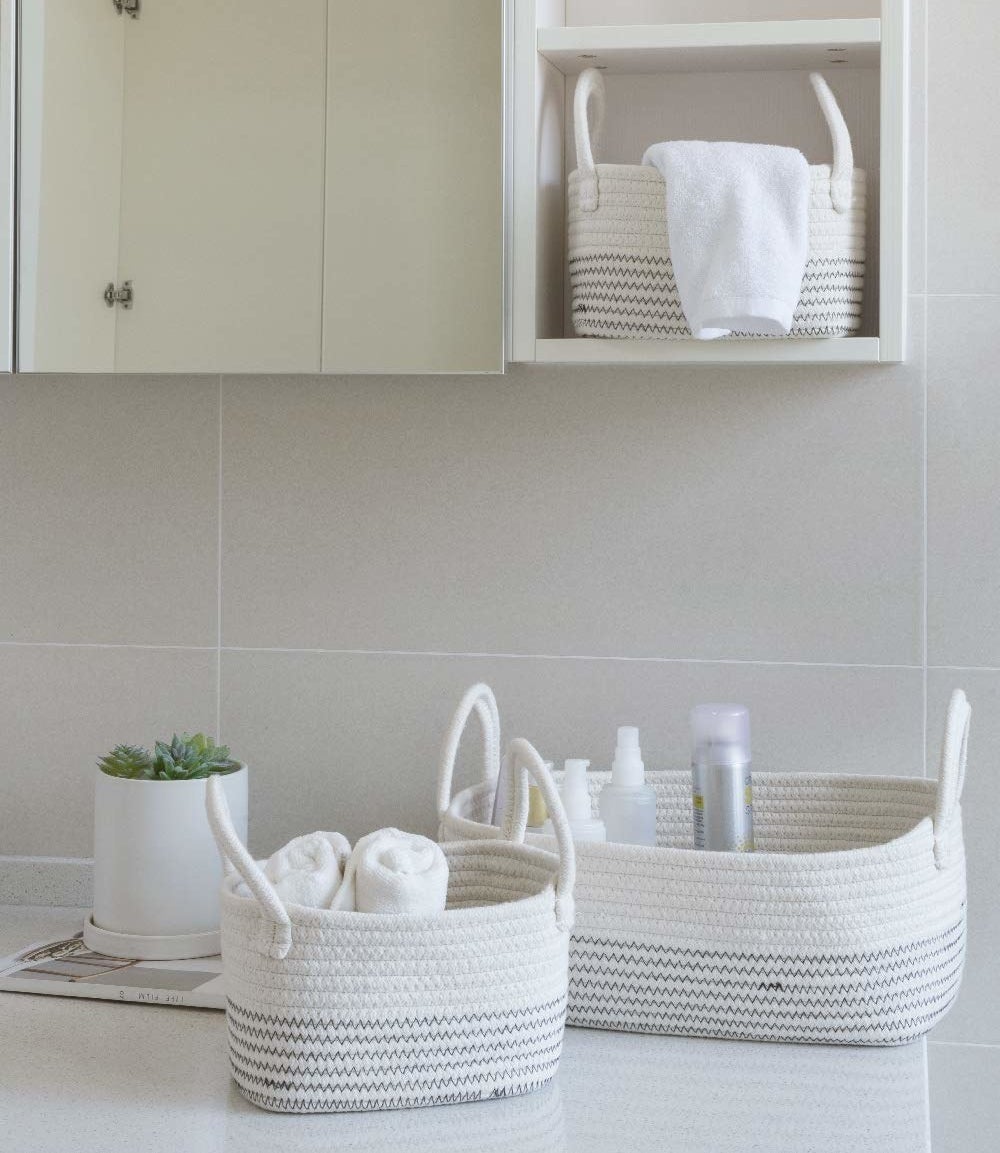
left=691, top=704, right=754, bottom=852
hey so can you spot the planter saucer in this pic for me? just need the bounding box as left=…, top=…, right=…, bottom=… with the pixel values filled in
left=82, top=913, right=220, bottom=961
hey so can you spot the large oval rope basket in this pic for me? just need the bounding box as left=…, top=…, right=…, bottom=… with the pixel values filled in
left=568, top=69, right=866, bottom=339
left=206, top=741, right=576, bottom=1114
left=439, top=685, right=970, bottom=1046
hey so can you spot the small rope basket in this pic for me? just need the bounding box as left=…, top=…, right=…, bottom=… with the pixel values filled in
left=207, top=741, right=576, bottom=1114
left=568, top=68, right=866, bottom=339
left=439, top=685, right=970, bottom=1046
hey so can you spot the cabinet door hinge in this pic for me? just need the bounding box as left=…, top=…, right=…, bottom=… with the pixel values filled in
left=112, top=0, right=140, bottom=18
left=104, top=281, right=134, bottom=310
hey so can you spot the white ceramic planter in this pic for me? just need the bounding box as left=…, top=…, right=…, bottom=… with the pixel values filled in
left=84, top=765, right=248, bottom=959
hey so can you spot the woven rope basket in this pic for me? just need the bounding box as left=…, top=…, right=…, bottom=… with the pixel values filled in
left=568, top=69, right=866, bottom=339
left=439, top=685, right=970, bottom=1046
left=206, top=742, right=576, bottom=1114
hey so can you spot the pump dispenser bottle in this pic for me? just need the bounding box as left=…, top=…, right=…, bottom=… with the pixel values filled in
left=559, top=759, right=606, bottom=842
left=691, top=704, right=754, bottom=852
left=598, top=727, right=657, bottom=846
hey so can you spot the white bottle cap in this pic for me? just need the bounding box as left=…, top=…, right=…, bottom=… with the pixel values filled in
left=690, top=704, right=751, bottom=767
left=611, top=726, right=645, bottom=787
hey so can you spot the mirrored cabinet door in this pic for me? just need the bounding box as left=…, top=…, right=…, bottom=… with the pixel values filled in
left=14, top=0, right=504, bottom=374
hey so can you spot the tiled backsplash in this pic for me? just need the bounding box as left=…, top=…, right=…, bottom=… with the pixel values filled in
left=1, top=0, right=996, bottom=1043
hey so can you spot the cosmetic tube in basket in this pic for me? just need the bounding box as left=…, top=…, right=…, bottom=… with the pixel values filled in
left=691, top=704, right=754, bottom=852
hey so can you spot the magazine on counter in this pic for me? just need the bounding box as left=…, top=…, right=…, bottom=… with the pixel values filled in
left=0, top=933, right=224, bottom=1009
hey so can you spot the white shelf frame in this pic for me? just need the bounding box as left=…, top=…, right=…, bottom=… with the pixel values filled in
left=537, top=18, right=881, bottom=75
left=535, top=337, right=882, bottom=365
left=510, top=2, right=909, bottom=366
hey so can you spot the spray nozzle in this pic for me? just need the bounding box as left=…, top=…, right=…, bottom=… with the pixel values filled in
left=611, top=726, right=645, bottom=787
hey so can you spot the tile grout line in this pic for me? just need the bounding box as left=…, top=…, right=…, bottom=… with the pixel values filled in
left=922, top=295, right=929, bottom=779
left=3, top=639, right=997, bottom=674
left=0, top=641, right=218, bottom=652
left=216, top=374, right=224, bottom=743
left=0, top=639, right=932, bottom=669
left=922, top=2, right=930, bottom=780
left=216, top=647, right=926, bottom=670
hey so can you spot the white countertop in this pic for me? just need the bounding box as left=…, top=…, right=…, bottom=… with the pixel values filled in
left=0, top=906, right=996, bottom=1153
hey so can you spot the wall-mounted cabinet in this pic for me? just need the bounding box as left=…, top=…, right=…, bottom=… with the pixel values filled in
left=0, top=0, right=13, bottom=372
left=14, top=0, right=503, bottom=375
left=510, top=1, right=908, bottom=365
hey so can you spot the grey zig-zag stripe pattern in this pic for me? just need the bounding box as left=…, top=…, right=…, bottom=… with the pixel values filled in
left=565, top=917, right=965, bottom=1044
left=570, top=251, right=864, bottom=339
left=226, top=995, right=566, bottom=1113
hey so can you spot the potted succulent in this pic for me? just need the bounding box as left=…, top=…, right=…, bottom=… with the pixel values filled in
left=83, top=733, right=248, bottom=960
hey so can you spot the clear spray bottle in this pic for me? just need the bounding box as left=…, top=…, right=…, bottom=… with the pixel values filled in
left=598, top=726, right=657, bottom=846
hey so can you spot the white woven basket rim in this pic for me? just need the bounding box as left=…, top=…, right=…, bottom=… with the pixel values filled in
left=220, top=838, right=562, bottom=927
left=444, top=773, right=947, bottom=871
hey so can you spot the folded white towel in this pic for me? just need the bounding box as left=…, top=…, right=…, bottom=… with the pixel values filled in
left=330, top=828, right=449, bottom=915
left=262, top=831, right=351, bottom=909
left=641, top=140, right=810, bottom=339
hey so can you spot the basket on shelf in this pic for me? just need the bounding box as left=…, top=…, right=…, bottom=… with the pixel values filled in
left=206, top=742, right=576, bottom=1114
left=568, top=68, right=866, bottom=340
left=438, top=684, right=969, bottom=1046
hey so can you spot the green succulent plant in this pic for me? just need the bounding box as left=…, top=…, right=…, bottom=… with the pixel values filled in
left=98, top=733, right=241, bottom=781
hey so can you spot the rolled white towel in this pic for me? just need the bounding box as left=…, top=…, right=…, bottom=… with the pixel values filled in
left=330, top=828, right=449, bottom=915
left=262, top=831, right=351, bottom=909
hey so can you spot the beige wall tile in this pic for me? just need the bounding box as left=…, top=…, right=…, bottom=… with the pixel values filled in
left=927, top=669, right=1000, bottom=1045
left=221, top=649, right=922, bottom=856
left=927, top=0, right=1000, bottom=291
left=0, top=375, right=219, bottom=645
left=221, top=340, right=923, bottom=664
left=927, top=297, right=1000, bottom=668
left=0, top=645, right=217, bottom=857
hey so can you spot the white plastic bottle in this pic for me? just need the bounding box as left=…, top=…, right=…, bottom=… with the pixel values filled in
left=598, top=727, right=657, bottom=846
left=558, top=759, right=606, bottom=843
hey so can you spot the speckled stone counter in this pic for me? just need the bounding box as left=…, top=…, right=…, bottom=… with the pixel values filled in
left=0, top=906, right=996, bottom=1152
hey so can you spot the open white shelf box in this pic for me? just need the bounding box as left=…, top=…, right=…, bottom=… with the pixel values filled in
left=510, top=3, right=908, bottom=365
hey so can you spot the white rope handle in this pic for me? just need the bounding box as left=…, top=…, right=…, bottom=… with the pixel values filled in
left=206, top=776, right=293, bottom=960
left=503, top=738, right=576, bottom=933
left=809, top=72, right=854, bottom=213
left=574, top=67, right=606, bottom=212
left=933, top=689, right=971, bottom=867
left=436, top=683, right=501, bottom=819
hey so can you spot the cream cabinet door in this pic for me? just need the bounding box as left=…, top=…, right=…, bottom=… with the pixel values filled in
left=114, top=0, right=327, bottom=373
left=322, top=1, right=504, bottom=374
left=17, top=0, right=123, bottom=372
left=0, top=0, right=15, bottom=371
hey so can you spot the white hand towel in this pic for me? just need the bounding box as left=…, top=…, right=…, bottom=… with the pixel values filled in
left=330, top=828, right=449, bottom=915
left=262, top=831, right=351, bottom=909
left=641, top=140, right=810, bottom=339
